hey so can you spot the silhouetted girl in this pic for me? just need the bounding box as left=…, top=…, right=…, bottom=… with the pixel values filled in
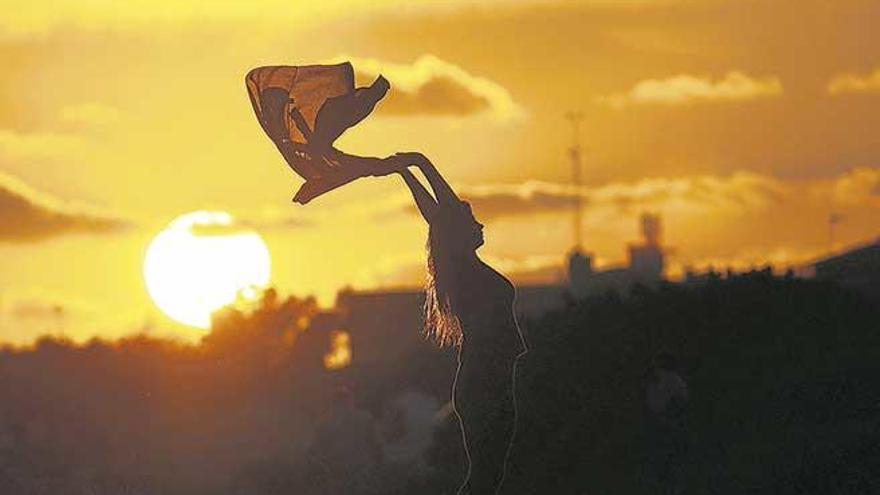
left=391, top=152, right=527, bottom=495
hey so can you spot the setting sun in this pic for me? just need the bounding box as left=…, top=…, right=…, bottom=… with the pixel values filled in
left=143, top=211, right=271, bottom=328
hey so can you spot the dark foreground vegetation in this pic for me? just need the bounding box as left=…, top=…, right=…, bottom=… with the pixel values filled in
left=501, top=271, right=880, bottom=495
left=0, top=272, right=877, bottom=494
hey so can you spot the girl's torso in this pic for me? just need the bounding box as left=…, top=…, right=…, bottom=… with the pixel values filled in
left=454, top=260, right=526, bottom=358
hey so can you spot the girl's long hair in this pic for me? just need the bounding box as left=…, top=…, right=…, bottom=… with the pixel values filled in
left=424, top=225, right=464, bottom=348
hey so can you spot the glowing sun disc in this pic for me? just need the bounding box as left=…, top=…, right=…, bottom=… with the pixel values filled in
left=144, top=211, right=271, bottom=328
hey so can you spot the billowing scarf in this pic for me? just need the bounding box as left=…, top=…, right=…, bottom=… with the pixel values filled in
left=246, top=63, right=388, bottom=204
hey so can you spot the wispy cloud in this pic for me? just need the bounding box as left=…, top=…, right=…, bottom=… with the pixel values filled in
left=61, top=103, right=121, bottom=127
left=188, top=214, right=312, bottom=236
left=831, top=166, right=880, bottom=207
left=0, top=129, right=85, bottom=162
left=333, top=163, right=880, bottom=293
left=0, top=290, right=104, bottom=344
left=457, top=181, right=582, bottom=219
left=339, top=55, right=525, bottom=122
left=7, top=299, right=67, bottom=321
left=367, top=253, right=567, bottom=289
left=449, top=172, right=787, bottom=221
left=598, top=71, right=783, bottom=107
left=0, top=171, right=128, bottom=242
left=827, top=68, right=880, bottom=95
left=484, top=254, right=567, bottom=285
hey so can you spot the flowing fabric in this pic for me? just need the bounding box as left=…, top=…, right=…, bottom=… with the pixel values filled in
left=245, top=63, right=389, bottom=204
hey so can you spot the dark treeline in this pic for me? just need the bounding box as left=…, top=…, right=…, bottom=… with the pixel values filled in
left=0, top=290, right=455, bottom=495
left=0, top=274, right=878, bottom=494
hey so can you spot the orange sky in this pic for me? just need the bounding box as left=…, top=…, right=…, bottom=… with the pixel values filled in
left=1, top=0, right=879, bottom=344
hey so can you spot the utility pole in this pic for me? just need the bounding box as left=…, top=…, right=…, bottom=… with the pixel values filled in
left=565, top=110, right=584, bottom=250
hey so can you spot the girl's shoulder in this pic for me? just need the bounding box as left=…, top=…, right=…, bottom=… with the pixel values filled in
left=486, top=264, right=516, bottom=299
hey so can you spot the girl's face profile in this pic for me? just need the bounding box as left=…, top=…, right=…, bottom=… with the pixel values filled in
left=463, top=203, right=485, bottom=250
left=442, top=202, right=483, bottom=253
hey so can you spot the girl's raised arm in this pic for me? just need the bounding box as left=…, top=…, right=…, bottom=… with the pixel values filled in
left=394, top=152, right=460, bottom=206
left=399, top=168, right=438, bottom=223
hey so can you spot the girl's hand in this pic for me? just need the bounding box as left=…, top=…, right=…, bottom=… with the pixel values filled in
left=393, top=152, right=430, bottom=169
left=370, top=154, right=409, bottom=177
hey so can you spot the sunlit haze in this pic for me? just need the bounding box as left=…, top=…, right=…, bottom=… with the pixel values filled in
left=0, top=0, right=878, bottom=343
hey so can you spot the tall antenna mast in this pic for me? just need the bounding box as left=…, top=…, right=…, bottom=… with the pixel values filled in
left=565, top=111, right=585, bottom=250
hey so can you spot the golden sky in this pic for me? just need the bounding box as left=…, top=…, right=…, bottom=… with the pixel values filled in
left=1, top=0, right=879, bottom=344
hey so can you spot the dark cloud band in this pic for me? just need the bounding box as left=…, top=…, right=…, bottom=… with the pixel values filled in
left=0, top=172, right=127, bottom=242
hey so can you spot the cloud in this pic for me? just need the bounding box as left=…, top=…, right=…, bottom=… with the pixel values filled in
left=484, top=254, right=567, bottom=285
left=60, top=102, right=121, bottom=127
left=355, top=252, right=565, bottom=290
left=827, top=68, right=880, bottom=95
left=831, top=166, right=880, bottom=207
left=242, top=216, right=312, bottom=230
left=449, top=172, right=787, bottom=221
left=456, top=181, right=583, bottom=220
left=450, top=168, right=879, bottom=277
left=354, top=165, right=879, bottom=293
left=342, top=55, right=524, bottom=121
left=232, top=206, right=315, bottom=231
left=164, top=210, right=310, bottom=237
left=0, top=129, right=85, bottom=162
left=8, top=299, right=66, bottom=321
left=0, top=171, right=128, bottom=242
left=589, top=172, right=788, bottom=212
left=354, top=252, right=427, bottom=289
left=188, top=215, right=312, bottom=236
left=0, top=290, right=106, bottom=344
left=675, top=245, right=836, bottom=276
left=598, top=71, right=783, bottom=107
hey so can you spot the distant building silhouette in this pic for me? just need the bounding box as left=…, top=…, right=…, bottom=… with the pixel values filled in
left=628, top=214, right=664, bottom=283
left=567, top=213, right=667, bottom=296
left=567, top=248, right=593, bottom=298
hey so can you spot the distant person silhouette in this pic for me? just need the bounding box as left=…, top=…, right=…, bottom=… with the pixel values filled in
left=645, top=351, right=689, bottom=495
left=388, top=152, right=527, bottom=495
